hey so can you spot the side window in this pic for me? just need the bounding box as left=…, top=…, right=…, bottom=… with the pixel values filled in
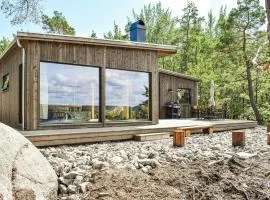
left=177, top=88, right=191, bottom=104
left=2, top=73, right=9, bottom=92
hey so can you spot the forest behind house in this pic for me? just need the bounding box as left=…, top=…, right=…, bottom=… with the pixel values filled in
left=1, top=0, right=270, bottom=125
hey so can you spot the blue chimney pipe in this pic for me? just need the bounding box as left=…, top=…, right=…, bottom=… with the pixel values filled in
left=130, top=20, right=146, bottom=42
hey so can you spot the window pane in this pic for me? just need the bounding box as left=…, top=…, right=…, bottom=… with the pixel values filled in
left=40, top=62, right=100, bottom=124
left=106, top=69, right=149, bottom=121
left=177, top=88, right=191, bottom=104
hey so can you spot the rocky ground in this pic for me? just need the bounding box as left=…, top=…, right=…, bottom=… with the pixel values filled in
left=40, top=126, right=270, bottom=200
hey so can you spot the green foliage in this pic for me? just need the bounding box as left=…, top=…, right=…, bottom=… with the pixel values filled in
left=104, top=22, right=128, bottom=40
left=90, top=30, right=97, bottom=38
left=41, top=11, right=75, bottom=35
left=1, top=0, right=43, bottom=24
left=102, top=1, right=270, bottom=124
left=0, top=37, right=10, bottom=55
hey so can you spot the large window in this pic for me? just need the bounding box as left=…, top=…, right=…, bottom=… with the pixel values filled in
left=105, top=69, right=149, bottom=121
left=40, top=62, right=100, bottom=124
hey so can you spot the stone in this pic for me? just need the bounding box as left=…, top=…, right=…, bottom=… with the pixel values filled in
left=58, top=177, right=72, bottom=186
left=67, top=194, right=79, bottom=200
left=79, top=182, right=90, bottom=193
left=236, top=152, right=257, bottom=159
left=0, top=123, right=58, bottom=200
left=141, top=167, right=149, bottom=173
left=110, top=156, right=123, bottom=165
left=64, top=170, right=84, bottom=179
left=138, top=153, right=148, bottom=159
left=59, top=184, right=68, bottom=194
left=98, top=192, right=110, bottom=197
left=138, top=159, right=159, bottom=168
left=67, top=185, right=77, bottom=194
left=92, top=160, right=110, bottom=169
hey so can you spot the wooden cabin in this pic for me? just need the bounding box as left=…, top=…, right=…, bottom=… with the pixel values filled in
left=0, top=32, right=199, bottom=131
left=159, top=69, right=199, bottom=119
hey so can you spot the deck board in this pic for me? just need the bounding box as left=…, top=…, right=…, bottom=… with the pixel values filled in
left=21, top=119, right=257, bottom=147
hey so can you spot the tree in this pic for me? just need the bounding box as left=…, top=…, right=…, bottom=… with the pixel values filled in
left=41, top=11, right=75, bottom=35
left=90, top=30, right=97, bottom=38
left=265, top=0, right=270, bottom=48
left=1, top=0, right=43, bottom=24
left=178, top=1, right=204, bottom=73
left=131, top=2, right=178, bottom=69
left=104, top=22, right=128, bottom=40
left=228, top=0, right=265, bottom=124
left=0, top=37, right=10, bottom=55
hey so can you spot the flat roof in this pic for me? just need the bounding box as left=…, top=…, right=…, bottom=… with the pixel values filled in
left=0, top=32, right=177, bottom=59
left=159, top=69, right=200, bottom=82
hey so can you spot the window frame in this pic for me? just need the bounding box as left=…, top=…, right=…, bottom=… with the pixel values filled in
left=2, top=73, right=10, bottom=92
left=39, top=61, right=102, bottom=125
left=105, top=67, right=151, bottom=122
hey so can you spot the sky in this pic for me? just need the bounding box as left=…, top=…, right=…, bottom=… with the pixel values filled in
left=0, top=0, right=265, bottom=39
left=40, top=62, right=148, bottom=107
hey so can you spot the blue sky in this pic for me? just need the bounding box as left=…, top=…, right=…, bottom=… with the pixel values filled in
left=0, top=0, right=265, bottom=39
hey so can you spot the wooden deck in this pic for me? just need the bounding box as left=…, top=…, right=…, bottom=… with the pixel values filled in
left=21, top=119, right=257, bottom=147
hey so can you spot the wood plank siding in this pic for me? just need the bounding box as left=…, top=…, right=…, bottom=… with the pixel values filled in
left=159, top=71, right=199, bottom=119
left=23, top=41, right=159, bottom=130
left=0, top=32, right=177, bottom=131
left=0, top=47, right=22, bottom=128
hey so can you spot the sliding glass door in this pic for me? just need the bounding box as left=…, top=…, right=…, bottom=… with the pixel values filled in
left=40, top=62, right=100, bottom=124
left=105, top=68, right=150, bottom=121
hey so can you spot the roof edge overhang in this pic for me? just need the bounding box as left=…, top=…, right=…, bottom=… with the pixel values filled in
left=14, top=32, right=177, bottom=57
left=159, top=68, right=200, bottom=82
left=0, top=39, right=17, bottom=61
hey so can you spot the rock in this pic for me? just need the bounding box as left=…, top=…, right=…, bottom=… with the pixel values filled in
left=236, top=152, right=257, bottom=159
left=119, top=150, right=128, bottom=160
left=0, top=123, right=58, bottom=200
left=110, top=156, right=123, bottom=165
left=67, top=185, right=77, bottom=194
left=141, top=167, right=149, bottom=173
left=64, top=170, right=85, bottom=179
left=67, top=194, right=79, bottom=200
left=138, top=153, right=148, bottom=159
left=58, top=177, right=72, bottom=186
left=92, top=160, right=110, bottom=169
left=79, top=182, right=90, bottom=193
left=98, top=192, right=110, bottom=197
left=59, top=184, right=68, bottom=194
left=211, top=144, right=222, bottom=151
left=138, top=159, right=159, bottom=168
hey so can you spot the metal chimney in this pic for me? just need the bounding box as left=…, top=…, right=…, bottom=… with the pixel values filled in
left=130, top=20, right=146, bottom=42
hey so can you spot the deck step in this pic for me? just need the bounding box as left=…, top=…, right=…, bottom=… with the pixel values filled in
left=134, top=132, right=170, bottom=141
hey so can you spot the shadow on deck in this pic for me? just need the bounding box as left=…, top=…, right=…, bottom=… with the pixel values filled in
left=21, top=119, right=257, bottom=147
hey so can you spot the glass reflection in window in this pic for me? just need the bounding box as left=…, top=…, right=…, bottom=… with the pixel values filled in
left=40, top=62, right=100, bottom=124
left=106, top=69, right=149, bottom=121
left=177, top=88, right=191, bottom=104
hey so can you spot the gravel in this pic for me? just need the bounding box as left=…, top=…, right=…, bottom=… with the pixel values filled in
left=39, top=126, right=270, bottom=199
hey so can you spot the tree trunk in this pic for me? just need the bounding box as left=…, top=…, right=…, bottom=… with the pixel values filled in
left=246, top=62, right=263, bottom=124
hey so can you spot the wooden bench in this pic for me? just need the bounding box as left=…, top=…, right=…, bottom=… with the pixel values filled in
left=174, top=125, right=214, bottom=137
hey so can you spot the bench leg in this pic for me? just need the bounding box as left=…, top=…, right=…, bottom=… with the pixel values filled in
left=173, top=129, right=185, bottom=147
left=184, top=130, right=191, bottom=137
left=203, top=127, right=213, bottom=134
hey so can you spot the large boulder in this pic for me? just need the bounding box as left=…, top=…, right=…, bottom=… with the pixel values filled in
left=0, top=123, right=58, bottom=200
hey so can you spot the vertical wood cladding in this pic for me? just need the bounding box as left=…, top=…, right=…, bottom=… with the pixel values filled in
left=159, top=72, right=198, bottom=119
left=23, top=41, right=159, bottom=130
left=0, top=47, right=22, bottom=128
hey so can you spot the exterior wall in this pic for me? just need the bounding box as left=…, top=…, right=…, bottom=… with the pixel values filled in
left=24, top=41, right=159, bottom=130
left=159, top=72, right=198, bottom=119
left=0, top=47, right=22, bottom=128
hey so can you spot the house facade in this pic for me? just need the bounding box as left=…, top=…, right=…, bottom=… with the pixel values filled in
left=0, top=31, right=199, bottom=131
